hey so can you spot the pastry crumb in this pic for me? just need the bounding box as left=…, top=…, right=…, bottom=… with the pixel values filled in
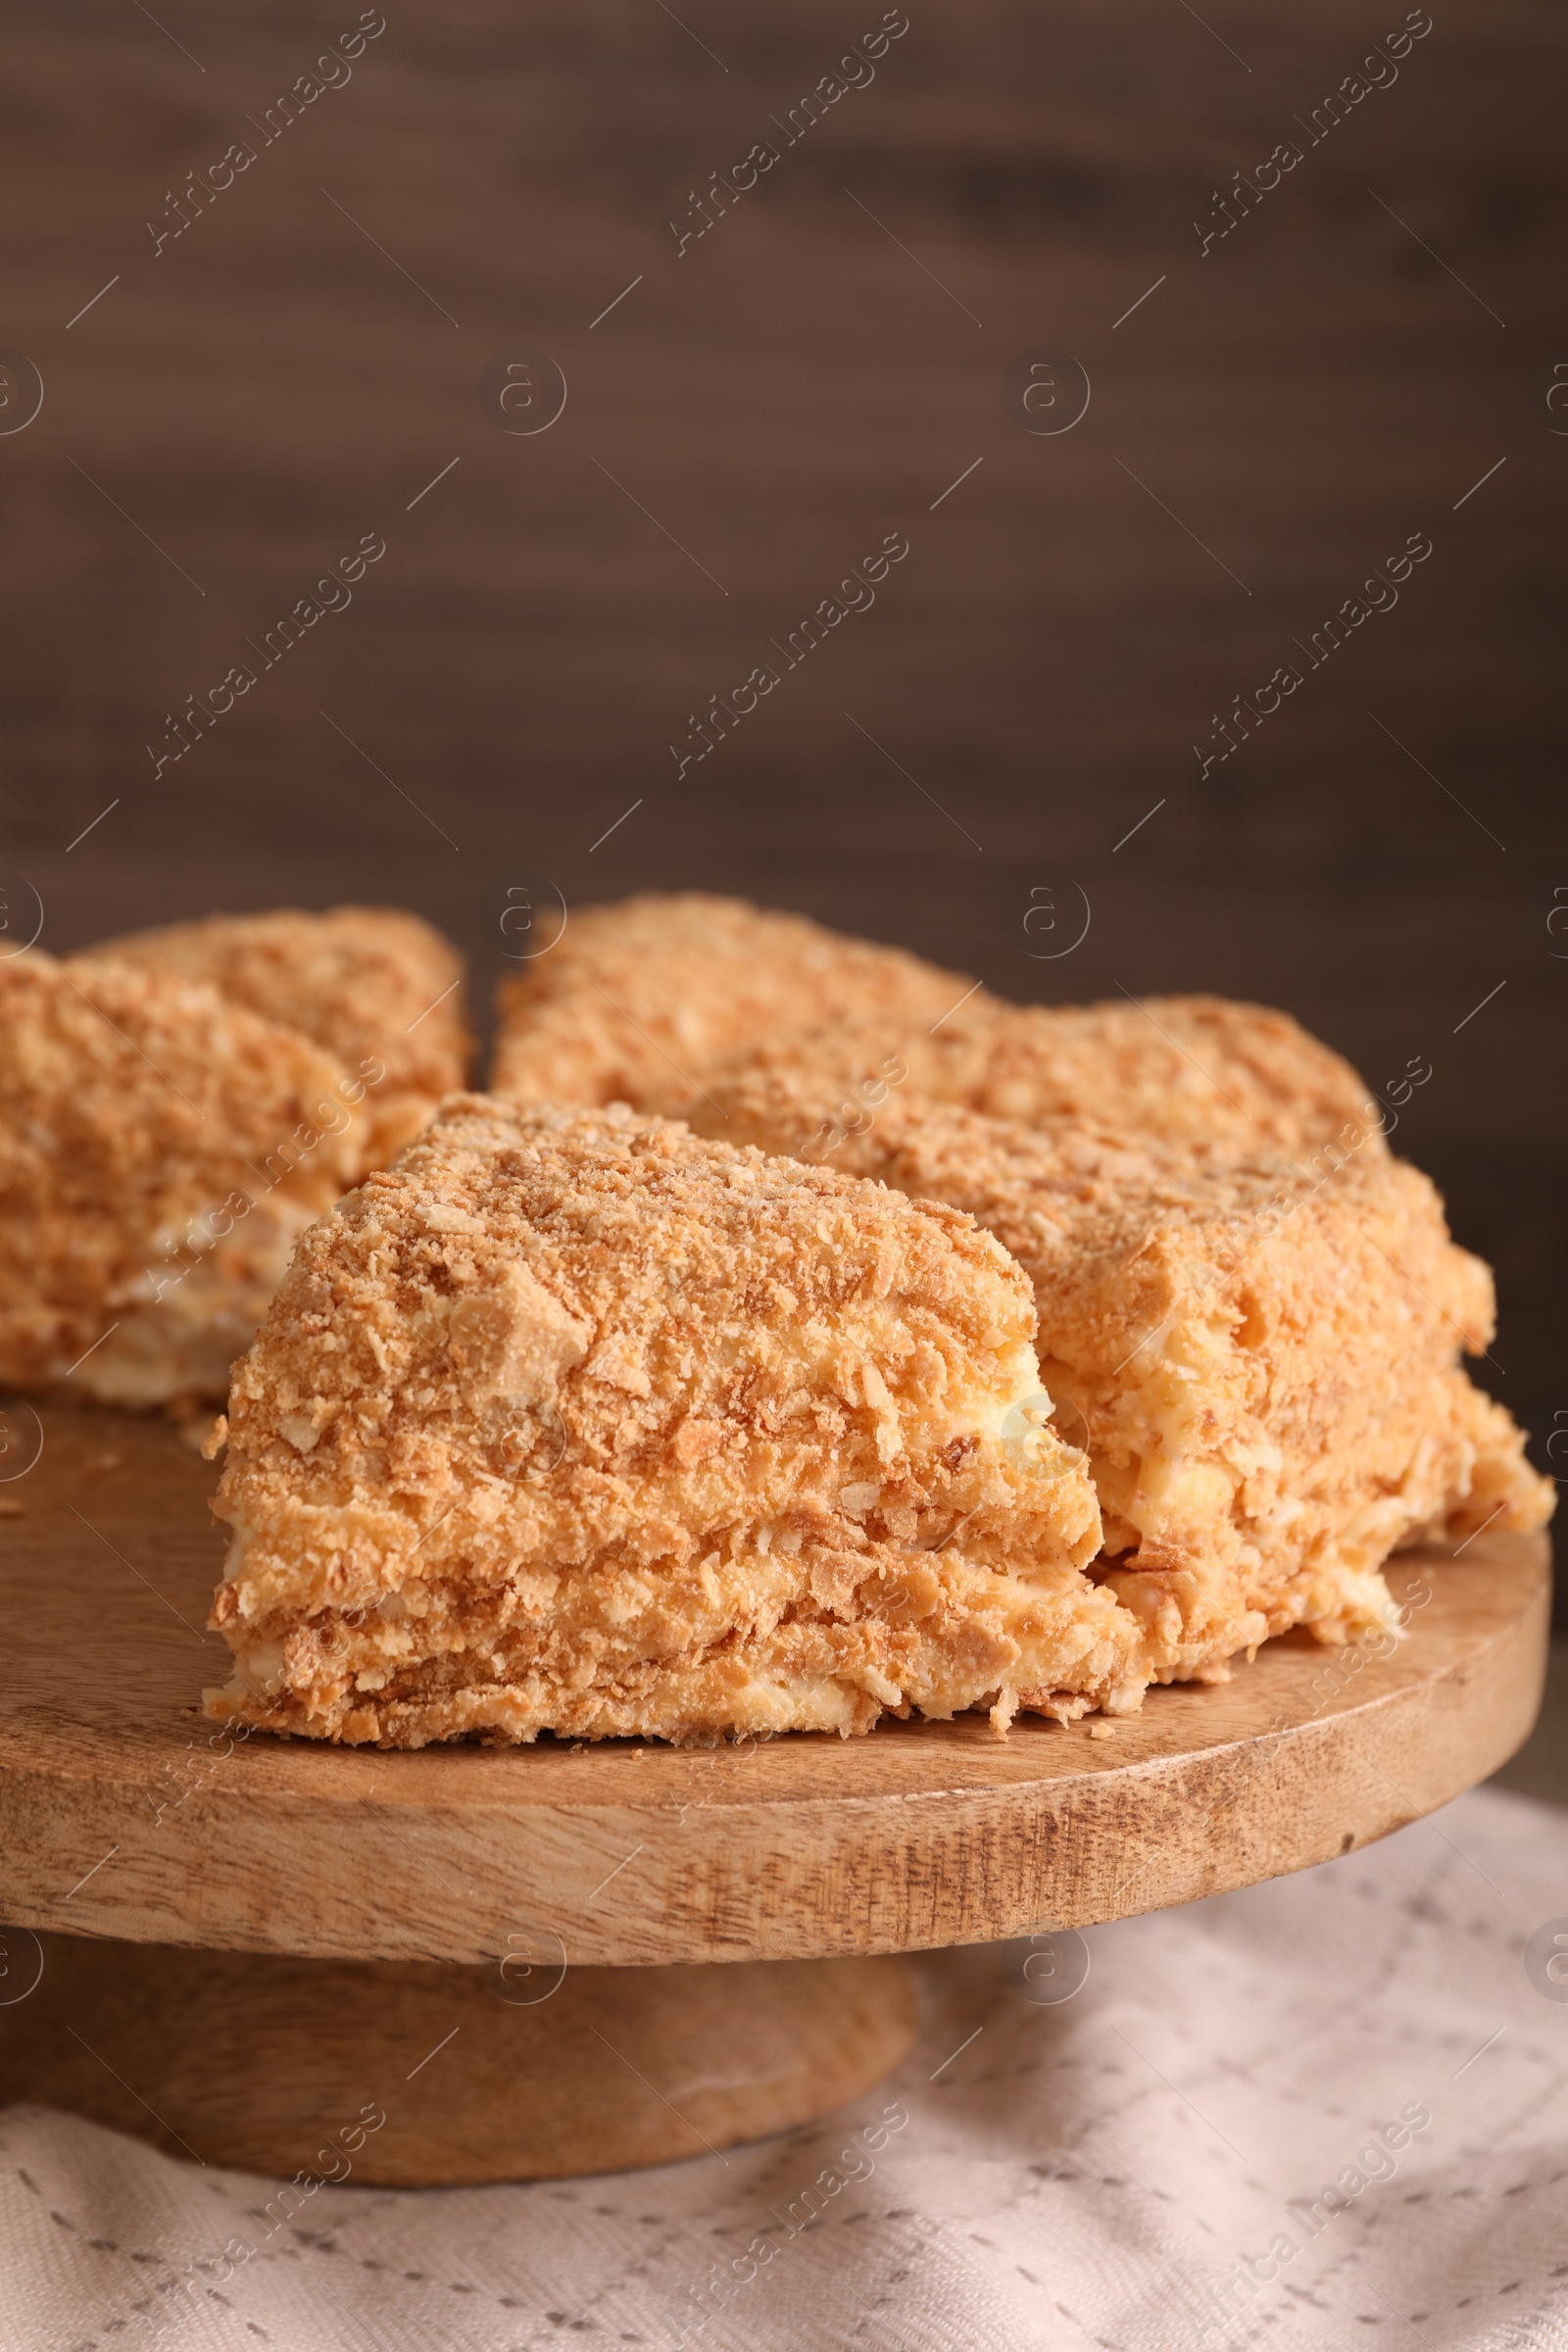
left=86, top=904, right=470, bottom=1168
left=0, top=952, right=368, bottom=1405
left=493, top=892, right=971, bottom=1111
left=201, top=1096, right=1135, bottom=1748
left=692, top=1076, right=1552, bottom=1693
left=683, top=993, right=1385, bottom=1162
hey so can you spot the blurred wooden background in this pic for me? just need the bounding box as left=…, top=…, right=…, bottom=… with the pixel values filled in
left=0, top=0, right=1563, bottom=1516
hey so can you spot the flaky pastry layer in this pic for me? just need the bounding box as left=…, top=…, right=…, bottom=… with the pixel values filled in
left=694, top=1077, right=1552, bottom=1686
left=0, top=953, right=368, bottom=1402
left=203, top=1098, right=1148, bottom=1745
left=85, top=904, right=469, bottom=1166
left=491, top=891, right=973, bottom=1110
left=675, top=993, right=1388, bottom=1162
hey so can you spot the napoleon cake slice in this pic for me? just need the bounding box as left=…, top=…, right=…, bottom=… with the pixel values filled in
left=490, top=891, right=976, bottom=1110
left=681, top=992, right=1388, bottom=1162
left=698, top=1078, right=1552, bottom=1688
left=83, top=904, right=469, bottom=1167
left=202, top=1096, right=1149, bottom=1747
left=0, top=952, right=368, bottom=1405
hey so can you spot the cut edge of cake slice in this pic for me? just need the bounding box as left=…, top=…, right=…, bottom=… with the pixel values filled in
left=202, top=1096, right=1152, bottom=1746
left=689, top=1075, right=1552, bottom=1691
left=0, top=951, right=370, bottom=1405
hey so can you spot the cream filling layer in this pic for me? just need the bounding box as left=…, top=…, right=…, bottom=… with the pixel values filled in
left=75, top=1199, right=322, bottom=1406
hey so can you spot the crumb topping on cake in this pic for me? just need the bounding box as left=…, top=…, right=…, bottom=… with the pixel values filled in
left=691, top=1076, right=1552, bottom=1684
left=204, top=1096, right=1145, bottom=1745
left=677, top=994, right=1387, bottom=1161
left=83, top=904, right=469, bottom=1164
left=492, top=891, right=974, bottom=1109
left=0, top=952, right=367, bottom=1401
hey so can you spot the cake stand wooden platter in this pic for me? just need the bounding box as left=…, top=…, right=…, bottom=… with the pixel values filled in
left=0, top=1405, right=1549, bottom=2185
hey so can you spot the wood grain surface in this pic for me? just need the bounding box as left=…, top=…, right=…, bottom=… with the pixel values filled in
left=0, top=1405, right=1548, bottom=1967
left=0, top=1936, right=920, bottom=2181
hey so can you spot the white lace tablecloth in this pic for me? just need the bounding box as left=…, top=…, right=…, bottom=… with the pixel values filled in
left=5, top=1786, right=1567, bottom=2352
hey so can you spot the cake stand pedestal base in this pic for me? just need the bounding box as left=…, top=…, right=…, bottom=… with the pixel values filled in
left=1, top=1933, right=920, bottom=2183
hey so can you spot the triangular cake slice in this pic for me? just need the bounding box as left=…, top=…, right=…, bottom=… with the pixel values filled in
left=491, top=891, right=977, bottom=1109
left=0, top=953, right=369, bottom=1404
left=203, top=1098, right=1146, bottom=1745
left=695, top=1076, right=1552, bottom=1687
left=83, top=904, right=469, bottom=1166
left=679, top=993, right=1388, bottom=1162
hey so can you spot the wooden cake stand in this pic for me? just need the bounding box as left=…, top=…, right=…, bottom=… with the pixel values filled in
left=0, top=1405, right=1550, bottom=2184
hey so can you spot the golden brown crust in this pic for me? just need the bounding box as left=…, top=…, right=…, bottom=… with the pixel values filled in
left=691, top=1075, right=1552, bottom=1684
left=203, top=1096, right=1149, bottom=1746
left=0, top=952, right=368, bottom=1403
left=680, top=993, right=1387, bottom=1161
left=490, top=892, right=974, bottom=1109
left=85, top=905, right=469, bottom=1165
left=491, top=891, right=1376, bottom=1163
